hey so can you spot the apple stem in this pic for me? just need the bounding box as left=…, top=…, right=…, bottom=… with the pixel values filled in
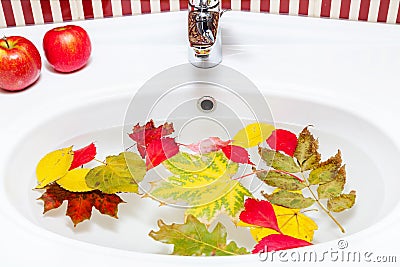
left=2, top=36, right=9, bottom=49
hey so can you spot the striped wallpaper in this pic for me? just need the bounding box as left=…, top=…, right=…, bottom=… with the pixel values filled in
left=1, top=0, right=400, bottom=28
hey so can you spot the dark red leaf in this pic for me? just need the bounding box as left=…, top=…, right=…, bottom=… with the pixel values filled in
left=252, top=234, right=312, bottom=253
left=128, top=120, right=174, bottom=158
left=38, top=184, right=124, bottom=226
left=220, top=145, right=255, bottom=165
left=266, top=129, right=298, bottom=157
left=145, top=137, right=180, bottom=170
left=69, top=143, right=97, bottom=170
left=239, top=198, right=281, bottom=233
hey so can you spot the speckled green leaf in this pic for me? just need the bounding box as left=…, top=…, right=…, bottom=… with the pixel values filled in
left=317, top=165, right=346, bottom=199
left=259, top=148, right=300, bottom=173
left=256, top=170, right=306, bottom=191
left=308, top=150, right=342, bottom=185
left=263, top=190, right=315, bottom=209
left=85, top=152, right=146, bottom=194
left=327, top=191, right=356, bottom=212
left=293, top=127, right=321, bottom=171
left=149, top=215, right=249, bottom=256
left=150, top=152, right=252, bottom=224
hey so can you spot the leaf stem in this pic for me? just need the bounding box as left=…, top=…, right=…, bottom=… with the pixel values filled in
left=232, top=169, right=266, bottom=180
left=2, top=36, right=9, bottom=49
left=93, top=158, right=106, bottom=165
left=300, top=172, right=345, bottom=233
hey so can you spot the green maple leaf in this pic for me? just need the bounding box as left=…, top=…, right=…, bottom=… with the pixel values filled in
left=149, top=214, right=249, bottom=256
left=149, top=152, right=252, bottom=224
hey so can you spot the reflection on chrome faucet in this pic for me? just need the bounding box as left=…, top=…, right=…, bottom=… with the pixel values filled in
left=188, top=0, right=223, bottom=68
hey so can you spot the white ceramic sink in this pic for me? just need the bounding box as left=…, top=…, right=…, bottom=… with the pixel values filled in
left=1, top=11, right=400, bottom=266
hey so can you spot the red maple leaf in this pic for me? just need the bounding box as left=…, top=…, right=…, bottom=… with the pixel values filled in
left=128, top=120, right=174, bottom=158
left=220, top=145, right=255, bottom=165
left=239, top=198, right=281, bottom=233
left=38, top=184, right=125, bottom=226
left=266, top=129, right=298, bottom=157
left=252, top=234, right=312, bottom=253
left=69, top=143, right=97, bottom=170
left=145, top=137, right=180, bottom=170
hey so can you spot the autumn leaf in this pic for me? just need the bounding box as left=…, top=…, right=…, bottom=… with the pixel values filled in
left=145, top=137, right=179, bottom=169
left=233, top=122, right=275, bottom=148
left=256, top=170, right=305, bottom=191
left=252, top=234, right=312, bottom=253
left=149, top=214, right=249, bottom=256
left=38, top=183, right=125, bottom=226
left=85, top=152, right=146, bottom=194
left=317, top=165, right=346, bottom=199
left=150, top=152, right=252, bottom=224
left=56, top=168, right=93, bottom=192
left=258, top=147, right=300, bottom=173
left=308, top=150, right=342, bottom=185
left=327, top=191, right=356, bottom=212
left=239, top=204, right=318, bottom=243
left=293, top=127, right=321, bottom=171
left=266, top=129, right=298, bottom=157
left=36, top=146, right=74, bottom=189
left=220, top=145, right=254, bottom=165
left=128, top=120, right=174, bottom=158
left=183, top=137, right=231, bottom=154
left=239, top=198, right=281, bottom=233
left=69, top=143, right=97, bottom=170
left=262, top=190, right=315, bottom=209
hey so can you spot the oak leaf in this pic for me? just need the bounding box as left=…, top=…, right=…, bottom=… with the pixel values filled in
left=149, top=214, right=249, bottom=256
left=38, top=184, right=125, bottom=226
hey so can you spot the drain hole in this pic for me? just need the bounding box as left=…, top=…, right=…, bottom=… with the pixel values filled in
left=198, top=96, right=216, bottom=113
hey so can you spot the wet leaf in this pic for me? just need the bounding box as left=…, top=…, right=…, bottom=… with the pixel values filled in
left=149, top=215, right=249, bottom=256
left=69, top=143, right=97, bottom=170
left=239, top=204, right=318, bottom=243
left=36, top=146, right=74, bottom=189
left=85, top=152, right=146, bottom=194
left=221, top=145, right=254, bottom=165
left=145, top=137, right=179, bottom=169
left=308, top=150, right=342, bottom=185
left=266, top=129, right=298, bottom=157
left=256, top=170, right=305, bottom=191
left=128, top=120, right=174, bottom=158
left=327, top=191, right=356, bottom=212
left=294, top=127, right=321, bottom=171
left=259, top=148, right=300, bottom=173
left=239, top=198, right=281, bottom=233
left=150, top=152, right=252, bottom=224
left=56, top=168, right=92, bottom=192
left=233, top=122, right=275, bottom=148
left=317, top=165, right=346, bottom=199
left=252, top=234, right=312, bottom=253
left=183, top=137, right=231, bottom=154
left=263, top=190, right=315, bottom=209
left=38, top=184, right=125, bottom=226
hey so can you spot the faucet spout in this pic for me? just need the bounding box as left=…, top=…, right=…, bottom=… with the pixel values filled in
left=188, top=0, right=222, bottom=68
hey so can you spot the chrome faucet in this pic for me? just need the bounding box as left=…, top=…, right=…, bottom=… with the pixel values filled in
left=188, top=0, right=223, bottom=68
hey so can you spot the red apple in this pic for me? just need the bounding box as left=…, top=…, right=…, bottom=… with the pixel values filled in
left=43, top=25, right=91, bottom=73
left=0, top=36, right=41, bottom=91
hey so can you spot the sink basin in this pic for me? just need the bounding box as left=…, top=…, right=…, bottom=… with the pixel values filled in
left=0, top=10, right=400, bottom=267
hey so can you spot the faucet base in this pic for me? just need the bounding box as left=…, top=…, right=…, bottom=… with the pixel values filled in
left=188, top=34, right=222, bottom=69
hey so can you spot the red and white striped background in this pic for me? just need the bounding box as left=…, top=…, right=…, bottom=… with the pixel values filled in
left=1, top=0, right=400, bottom=28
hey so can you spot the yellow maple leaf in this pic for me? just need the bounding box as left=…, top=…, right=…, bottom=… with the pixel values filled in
left=56, top=168, right=93, bottom=192
left=232, top=122, right=275, bottom=148
left=238, top=204, right=318, bottom=243
left=36, top=146, right=74, bottom=189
